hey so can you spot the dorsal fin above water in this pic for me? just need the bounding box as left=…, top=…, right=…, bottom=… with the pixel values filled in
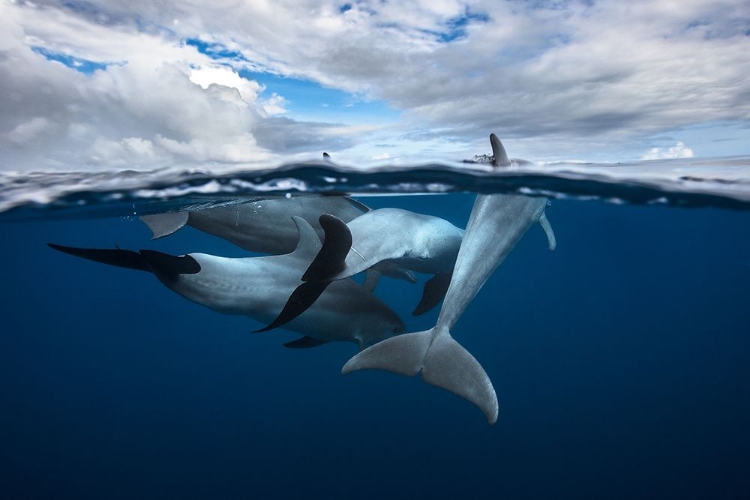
left=490, top=133, right=510, bottom=168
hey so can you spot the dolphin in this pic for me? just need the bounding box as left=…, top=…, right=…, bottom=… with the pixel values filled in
left=140, top=197, right=416, bottom=288
left=140, top=197, right=368, bottom=255
left=341, top=134, right=556, bottom=424
left=48, top=217, right=405, bottom=349
left=259, top=208, right=465, bottom=332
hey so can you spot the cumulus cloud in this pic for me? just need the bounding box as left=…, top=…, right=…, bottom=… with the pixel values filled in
left=642, top=142, right=695, bottom=160
left=1, top=0, right=749, bottom=171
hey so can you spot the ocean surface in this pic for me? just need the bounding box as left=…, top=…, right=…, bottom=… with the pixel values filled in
left=1, top=157, right=749, bottom=499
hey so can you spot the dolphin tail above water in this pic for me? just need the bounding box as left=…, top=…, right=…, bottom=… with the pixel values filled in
left=341, top=326, right=498, bottom=424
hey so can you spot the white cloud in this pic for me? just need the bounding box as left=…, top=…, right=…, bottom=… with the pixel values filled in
left=4, top=117, right=56, bottom=144
left=1, top=0, right=749, bottom=171
left=642, top=142, right=695, bottom=160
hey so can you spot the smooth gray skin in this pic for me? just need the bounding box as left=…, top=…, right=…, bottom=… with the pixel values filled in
left=342, top=134, right=556, bottom=424
left=329, top=208, right=465, bottom=280
left=141, top=198, right=416, bottom=286
left=141, top=197, right=366, bottom=255
left=152, top=216, right=405, bottom=348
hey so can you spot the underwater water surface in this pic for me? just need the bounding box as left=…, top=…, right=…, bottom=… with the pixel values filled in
left=1, top=160, right=749, bottom=499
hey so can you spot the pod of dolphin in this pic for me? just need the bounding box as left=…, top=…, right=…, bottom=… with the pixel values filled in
left=49, top=134, right=556, bottom=424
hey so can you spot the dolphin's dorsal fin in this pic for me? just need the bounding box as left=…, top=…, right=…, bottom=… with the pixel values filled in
left=290, top=215, right=323, bottom=260
left=344, top=197, right=371, bottom=213
left=140, top=212, right=189, bottom=239
left=538, top=212, right=557, bottom=251
left=490, top=133, right=510, bottom=168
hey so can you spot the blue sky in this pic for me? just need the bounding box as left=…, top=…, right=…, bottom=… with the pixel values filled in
left=1, top=0, right=749, bottom=171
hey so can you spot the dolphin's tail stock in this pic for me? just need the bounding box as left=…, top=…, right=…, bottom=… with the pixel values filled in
left=342, top=327, right=499, bottom=424
left=47, top=244, right=201, bottom=279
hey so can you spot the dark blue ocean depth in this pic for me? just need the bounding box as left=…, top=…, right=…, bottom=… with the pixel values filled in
left=1, top=194, right=749, bottom=499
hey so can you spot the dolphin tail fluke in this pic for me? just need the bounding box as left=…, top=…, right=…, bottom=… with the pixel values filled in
left=343, top=329, right=432, bottom=376
left=342, top=328, right=498, bottom=424
left=421, top=331, right=499, bottom=424
left=48, top=243, right=150, bottom=271
left=139, top=212, right=189, bottom=239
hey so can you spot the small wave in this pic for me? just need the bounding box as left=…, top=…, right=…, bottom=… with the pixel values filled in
left=1, top=156, right=749, bottom=219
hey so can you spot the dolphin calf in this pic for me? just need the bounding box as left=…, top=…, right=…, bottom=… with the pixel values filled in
left=341, top=134, right=556, bottom=424
left=259, top=208, right=465, bottom=332
left=49, top=217, right=405, bottom=349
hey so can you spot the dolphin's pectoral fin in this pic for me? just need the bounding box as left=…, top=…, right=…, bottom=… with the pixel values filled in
left=362, top=269, right=381, bottom=292
left=254, top=280, right=331, bottom=333
left=412, top=271, right=452, bottom=316
left=302, top=214, right=352, bottom=282
left=283, top=336, right=329, bottom=349
left=139, top=249, right=201, bottom=277
left=139, top=212, right=189, bottom=239
left=48, top=243, right=149, bottom=271
left=538, top=212, right=556, bottom=251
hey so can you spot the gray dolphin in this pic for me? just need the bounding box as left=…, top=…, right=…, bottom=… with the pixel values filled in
left=140, top=197, right=368, bottom=255
left=341, top=134, right=556, bottom=424
left=259, top=208, right=465, bottom=332
left=321, top=208, right=464, bottom=279
left=140, top=197, right=416, bottom=288
left=49, top=217, right=405, bottom=349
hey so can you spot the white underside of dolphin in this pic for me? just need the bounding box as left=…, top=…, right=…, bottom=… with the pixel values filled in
left=342, top=134, right=557, bottom=424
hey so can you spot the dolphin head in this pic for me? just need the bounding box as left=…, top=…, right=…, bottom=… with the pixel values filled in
left=356, top=306, right=406, bottom=349
left=412, top=217, right=464, bottom=265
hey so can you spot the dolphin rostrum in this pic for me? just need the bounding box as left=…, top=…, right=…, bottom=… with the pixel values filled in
left=49, top=217, right=405, bottom=349
left=259, top=208, right=465, bottom=332
left=341, top=134, right=556, bottom=424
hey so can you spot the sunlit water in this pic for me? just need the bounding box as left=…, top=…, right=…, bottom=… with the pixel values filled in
left=1, top=157, right=749, bottom=498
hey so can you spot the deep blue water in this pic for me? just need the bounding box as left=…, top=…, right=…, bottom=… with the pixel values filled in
left=1, top=194, right=749, bottom=499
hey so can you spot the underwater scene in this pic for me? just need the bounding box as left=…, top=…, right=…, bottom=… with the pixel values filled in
left=1, top=149, right=749, bottom=499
